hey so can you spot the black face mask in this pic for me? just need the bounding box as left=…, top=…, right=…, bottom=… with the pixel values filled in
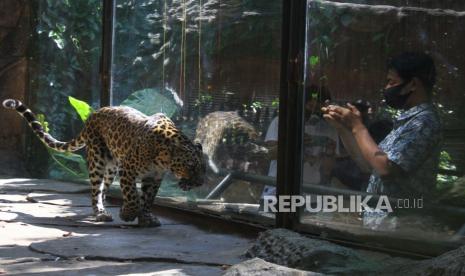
left=382, top=81, right=412, bottom=109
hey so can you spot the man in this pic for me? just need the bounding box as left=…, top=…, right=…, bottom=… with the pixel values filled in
left=322, top=52, right=442, bottom=202
left=331, top=99, right=394, bottom=191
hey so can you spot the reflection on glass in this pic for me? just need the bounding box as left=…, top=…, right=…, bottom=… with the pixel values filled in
left=302, top=0, right=465, bottom=252
left=302, top=85, right=339, bottom=186
left=111, top=0, right=282, bottom=222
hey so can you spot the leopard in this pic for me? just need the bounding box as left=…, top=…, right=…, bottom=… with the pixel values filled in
left=194, top=111, right=260, bottom=173
left=3, top=99, right=205, bottom=227
left=194, top=111, right=270, bottom=202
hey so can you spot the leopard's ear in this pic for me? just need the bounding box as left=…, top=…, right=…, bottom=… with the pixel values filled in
left=193, top=138, right=203, bottom=151
left=194, top=142, right=203, bottom=152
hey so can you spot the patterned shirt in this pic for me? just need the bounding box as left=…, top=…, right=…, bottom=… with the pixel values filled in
left=366, top=103, right=442, bottom=199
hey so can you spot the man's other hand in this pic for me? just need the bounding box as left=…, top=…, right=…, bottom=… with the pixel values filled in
left=322, top=103, right=364, bottom=132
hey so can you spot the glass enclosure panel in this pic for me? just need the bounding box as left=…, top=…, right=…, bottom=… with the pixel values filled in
left=111, top=0, right=282, bottom=223
left=301, top=0, right=465, bottom=253
left=27, top=1, right=102, bottom=179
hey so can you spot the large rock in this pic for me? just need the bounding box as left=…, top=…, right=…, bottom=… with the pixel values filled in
left=0, top=177, right=89, bottom=194
left=246, top=228, right=465, bottom=275
left=4, top=259, right=223, bottom=276
left=246, top=229, right=409, bottom=275
left=223, top=258, right=322, bottom=276
left=29, top=225, right=251, bottom=266
left=247, top=229, right=364, bottom=274
left=395, top=245, right=465, bottom=275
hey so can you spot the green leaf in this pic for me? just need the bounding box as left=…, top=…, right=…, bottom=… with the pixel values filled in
left=309, top=55, right=319, bottom=68
left=194, top=93, right=213, bottom=107
left=121, top=88, right=182, bottom=118
left=271, top=98, right=279, bottom=108
left=68, top=96, right=93, bottom=122
left=37, top=114, right=50, bottom=133
left=251, top=101, right=263, bottom=109
left=310, top=90, right=318, bottom=100
left=48, top=150, right=89, bottom=180
left=37, top=113, right=89, bottom=179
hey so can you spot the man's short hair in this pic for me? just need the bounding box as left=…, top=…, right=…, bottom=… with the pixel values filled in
left=387, top=51, right=436, bottom=94
left=305, top=85, right=331, bottom=104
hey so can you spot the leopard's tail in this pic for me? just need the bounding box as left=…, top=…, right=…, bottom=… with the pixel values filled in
left=2, top=99, right=86, bottom=152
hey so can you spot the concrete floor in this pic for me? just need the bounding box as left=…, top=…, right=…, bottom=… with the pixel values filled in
left=0, top=177, right=255, bottom=275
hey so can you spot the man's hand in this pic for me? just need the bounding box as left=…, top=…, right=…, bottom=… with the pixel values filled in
left=321, top=103, right=372, bottom=174
left=321, top=105, right=345, bottom=131
left=321, top=103, right=364, bottom=132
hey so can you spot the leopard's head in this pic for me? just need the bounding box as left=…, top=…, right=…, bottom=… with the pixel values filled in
left=170, top=137, right=206, bottom=191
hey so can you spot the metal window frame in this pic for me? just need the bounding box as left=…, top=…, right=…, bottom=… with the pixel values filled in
left=276, top=0, right=307, bottom=229
left=100, top=0, right=115, bottom=107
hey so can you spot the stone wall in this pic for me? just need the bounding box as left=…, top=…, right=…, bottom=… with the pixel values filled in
left=0, top=0, right=31, bottom=176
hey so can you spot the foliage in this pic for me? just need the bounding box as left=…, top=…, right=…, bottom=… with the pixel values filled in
left=193, top=93, right=213, bottom=107
left=37, top=113, right=88, bottom=180
left=69, top=96, right=94, bottom=122
left=437, top=150, right=459, bottom=190
left=36, top=114, right=50, bottom=132
left=32, top=0, right=102, bottom=134
left=309, top=55, right=320, bottom=68
left=308, top=1, right=339, bottom=61
left=42, top=96, right=93, bottom=180
left=121, top=88, right=182, bottom=118
left=250, top=101, right=263, bottom=113
left=48, top=150, right=89, bottom=180
left=271, top=98, right=280, bottom=108
left=380, top=106, right=402, bottom=119
left=30, top=1, right=102, bottom=178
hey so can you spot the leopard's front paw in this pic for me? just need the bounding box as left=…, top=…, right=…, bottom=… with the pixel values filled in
left=138, top=213, right=161, bottom=227
left=119, top=206, right=140, bottom=222
left=95, top=210, right=113, bottom=222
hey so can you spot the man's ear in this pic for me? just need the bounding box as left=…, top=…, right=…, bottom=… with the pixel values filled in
left=408, top=77, right=421, bottom=93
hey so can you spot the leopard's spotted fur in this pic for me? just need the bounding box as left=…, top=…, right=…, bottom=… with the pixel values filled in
left=194, top=111, right=259, bottom=173
left=3, top=99, right=205, bottom=227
